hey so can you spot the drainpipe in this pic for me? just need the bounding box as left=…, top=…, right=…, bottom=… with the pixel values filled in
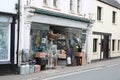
left=16, top=0, right=20, bottom=70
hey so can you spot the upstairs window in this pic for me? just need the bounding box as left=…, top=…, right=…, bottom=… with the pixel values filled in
left=77, top=0, right=80, bottom=13
left=112, top=11, right=116, bottom=24
left=97, top=6, right=102, bottom=21
left=70, top=0, right=73, bottom=11
left=53, top=0, right=58, bottom=8
left=43, top=0, right=48, bottom=5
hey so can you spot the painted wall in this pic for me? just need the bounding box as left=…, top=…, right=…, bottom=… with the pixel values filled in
left=83, top=0, right=120, bottom=60
left=0, top=0, right=17, bottom=14
left=24, top=0, right=85, bottom=17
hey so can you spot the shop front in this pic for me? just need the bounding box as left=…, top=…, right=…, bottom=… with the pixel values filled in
left=20, top=8, right=92, bottom=73
left=30, top=23, right=87, bottom=67
left=0, top=13, right=17, bottom=74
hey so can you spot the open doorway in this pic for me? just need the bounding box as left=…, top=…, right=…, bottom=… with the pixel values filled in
left=101, top=35, right=110, bottom=59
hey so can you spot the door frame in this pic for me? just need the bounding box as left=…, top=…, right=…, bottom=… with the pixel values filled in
left=93, top=32, right=111, bottom=60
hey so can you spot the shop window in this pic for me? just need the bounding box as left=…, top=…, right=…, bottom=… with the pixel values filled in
left=112, top=39, right=115, bottom=51
left=97, top=6, right=102, bottom=21
left=93, top=38, right=98, bottom=52
left=30, top=29, right=49, bottom=52
left=0, top=25, right=10, bottom=61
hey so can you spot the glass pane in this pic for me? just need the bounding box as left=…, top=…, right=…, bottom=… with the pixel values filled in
left=0, top=26, right=9, bottom=61
left=31, top=29, right=48, bottom=52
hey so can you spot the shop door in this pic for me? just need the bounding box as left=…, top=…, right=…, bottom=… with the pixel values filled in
left=101, top=35, right=109, bottom=59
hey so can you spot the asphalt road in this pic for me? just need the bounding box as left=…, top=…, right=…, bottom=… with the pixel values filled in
left=45, top=63, right=120, bottom=80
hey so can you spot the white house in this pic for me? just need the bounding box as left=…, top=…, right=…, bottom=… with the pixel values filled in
left=0, top=0, right=18, bottom=74
left=18, top=0, right=93, bottom=67
left=82, top=0, right=120, bottom=61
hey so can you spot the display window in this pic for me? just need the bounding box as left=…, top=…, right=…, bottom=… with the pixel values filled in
left=30, top=29, right=49, bottom=53
left=0, top=24, right=10, bottom=61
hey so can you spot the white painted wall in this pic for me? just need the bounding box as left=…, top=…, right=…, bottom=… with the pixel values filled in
left=0, top=0, right=17, bottom=14
left=83, top=0, right=120, bottom=60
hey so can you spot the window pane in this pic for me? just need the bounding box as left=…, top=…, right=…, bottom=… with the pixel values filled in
left=0, top=26, right=9, bottom=61
left=112, top=40, right=115, bottom=51
left=53, top=0, right=57, bottom=7
left=93, top=39, right=97, bottom=52
left=118, top=40, right=120, bottom=50
left=112, top=11, right=116, bottom=23
left=43, top=0, right=47, bottom=5
left=77, top=0, right=80, bottom=13
left=97, top=7, right=102, bottom=20
left=70, top=0, right=73, bottom=11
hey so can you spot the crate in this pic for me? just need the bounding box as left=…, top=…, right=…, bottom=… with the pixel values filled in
left=34, top=65, right=41, bottom=73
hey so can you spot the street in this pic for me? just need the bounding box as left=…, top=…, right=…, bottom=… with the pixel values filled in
left=45, top=63, right=120, bottom=80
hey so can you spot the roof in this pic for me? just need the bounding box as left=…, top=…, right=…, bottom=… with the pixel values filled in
left=98, top=0, right=120, bottom=9
left=34, top=9, right=91, bottom=23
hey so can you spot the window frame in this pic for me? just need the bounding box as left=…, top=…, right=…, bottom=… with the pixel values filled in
left=53, top=0, right=58, bottom=8
left=112, top=11, right=116, bottom=24
left=70, top=0, right=73, bottom=11
left=97, top=6, right=102, bottom=21
left=118, top=40, right=120, bottom=51
left=0, top=24, right=11, bottom=61
left=112, top=39, right=115, bottom=51
left=93, top=38, right=98, bottom=52
left=43, top=0, right=48, bottom=5
left=77, top=0, right=80, bottom=13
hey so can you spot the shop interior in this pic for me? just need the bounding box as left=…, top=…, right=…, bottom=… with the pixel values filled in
left=21, top=23, right=87, bottom=74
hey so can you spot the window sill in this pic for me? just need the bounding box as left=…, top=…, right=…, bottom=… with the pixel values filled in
left=112, top=23, right=117, bottom=25
left=112, top=51, right=117, bottom=53
left=93, top=52, right=99, bottom=55
left=53, top=7, right=60, bottom=11
left=97, top=20, right=103, bottom=23
left=42, top=5, right=60, bottom=11
left=77, top=13, right=83, bottom=16
left=42, top=4, right=50, bottom=8
left=69, top=10, right=75, bottom=14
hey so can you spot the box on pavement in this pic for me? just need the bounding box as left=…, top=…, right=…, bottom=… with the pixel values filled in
left=75, top=52, right=86, bottom=66
left=20, top=64, right=29, bottom=75
left=35, top=52, right=46, bottom=58
left=75, top=52, right=83, bottom=57
left=81, top=53, right=86, bottom=65
left=34, top=65, right=41, bottom=73
left=29, top=65, right=34, bottom=74
left=58, top=50, right=66, bottom=59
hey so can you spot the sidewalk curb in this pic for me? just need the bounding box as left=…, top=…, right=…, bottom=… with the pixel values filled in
left=0, top=58, right=120, bottom=80
left=41, top=59, right=120, bottom=79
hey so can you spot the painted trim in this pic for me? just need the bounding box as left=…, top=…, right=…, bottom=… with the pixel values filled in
left=0, top=12, right=17, bottom=17
left=0, top=61, right=11, bottom=64
left=93, top=31, right=111, bottom=35
left=34, top=9, right=91, bottom=23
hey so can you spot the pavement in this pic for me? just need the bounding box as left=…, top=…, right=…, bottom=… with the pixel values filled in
left=0, top=58, right=120, bottom=80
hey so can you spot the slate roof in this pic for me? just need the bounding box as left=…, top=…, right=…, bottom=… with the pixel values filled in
left=98, top=0, right=120, bottom=9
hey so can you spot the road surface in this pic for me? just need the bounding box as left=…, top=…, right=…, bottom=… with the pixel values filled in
left=45, top=63, right=120, bottom=80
